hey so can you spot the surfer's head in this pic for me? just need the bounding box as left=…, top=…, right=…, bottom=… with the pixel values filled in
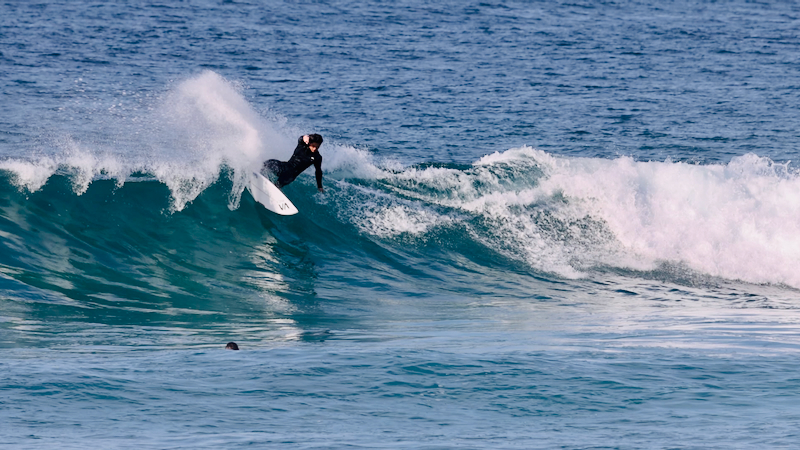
left=307, top=134, right=323, bottom=152
left=226, top=342, right=239, bottom=350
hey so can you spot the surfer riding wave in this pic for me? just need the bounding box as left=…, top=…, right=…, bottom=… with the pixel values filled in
left=263, top=134, right=324, bottom=193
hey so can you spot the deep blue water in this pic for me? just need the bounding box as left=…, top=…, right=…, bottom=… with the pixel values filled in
left=2, top=1, right=800, bottom=448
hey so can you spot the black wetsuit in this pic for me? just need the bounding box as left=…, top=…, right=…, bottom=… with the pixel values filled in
left=263, top=137, right=323, bottom=189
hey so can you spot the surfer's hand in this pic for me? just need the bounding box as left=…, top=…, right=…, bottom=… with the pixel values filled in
left=303, top=135, right=310, bottom=144
left=318, top=187, right=324, bottom=193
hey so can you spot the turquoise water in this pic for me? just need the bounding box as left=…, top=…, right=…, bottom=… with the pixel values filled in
left=2, top=1, right=800, bottom=448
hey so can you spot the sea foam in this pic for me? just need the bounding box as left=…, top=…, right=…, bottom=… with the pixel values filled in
left=339, top=146, right=800, bottom=287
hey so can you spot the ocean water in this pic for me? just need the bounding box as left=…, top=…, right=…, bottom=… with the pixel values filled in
left=2, top=0, right=800, bottom=448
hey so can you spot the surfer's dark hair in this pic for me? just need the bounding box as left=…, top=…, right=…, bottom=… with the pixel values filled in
left=226, top=342, right=239, bottom=350
left=308, top=134, right=323, bottom=145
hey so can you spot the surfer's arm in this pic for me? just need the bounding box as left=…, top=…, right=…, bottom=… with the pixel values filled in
left=315, top=154, right=323, bottom=192
left=293, top=137, right=306, bottom=156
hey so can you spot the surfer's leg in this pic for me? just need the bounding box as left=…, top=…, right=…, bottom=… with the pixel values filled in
left=263, top=159, right=281, bottom=175
left=263, top=160, right=286, bottom=185
left=277, top=172, right=296, bottom=188
left=262, top=160, right=296, bottom=188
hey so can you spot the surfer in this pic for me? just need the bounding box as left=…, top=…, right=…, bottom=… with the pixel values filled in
left=226, top=342, right=239, bottom=350
left=263, top=134, right=324, bottom=193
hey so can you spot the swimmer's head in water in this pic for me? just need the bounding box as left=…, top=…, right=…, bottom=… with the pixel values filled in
left=226, top=342, right=239, bottom=350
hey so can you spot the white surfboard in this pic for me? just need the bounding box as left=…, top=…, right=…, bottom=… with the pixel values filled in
left=248, top=171, right=298, bottom=215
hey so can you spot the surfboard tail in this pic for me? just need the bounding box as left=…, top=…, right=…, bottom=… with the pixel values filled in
left=248, top=171, right=299, bottom=215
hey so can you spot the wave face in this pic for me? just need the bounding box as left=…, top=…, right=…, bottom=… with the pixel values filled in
left=3, top=72, right=800, bottom=335
left=3, top=143, right=800, bottom=317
